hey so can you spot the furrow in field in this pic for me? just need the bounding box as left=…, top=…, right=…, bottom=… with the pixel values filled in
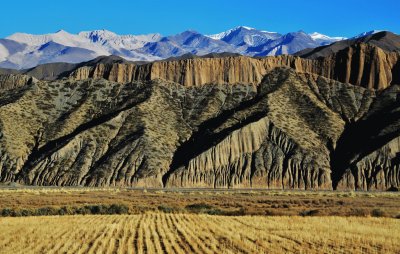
left=159, top=213, right=186, bottom=254
left=170, top=213, right=212, bottom=254
left=182, top=214, right=228, bottom=254
left=164, top=213, right=194, bottom=253
left=133, top=214, right=145, bottom=254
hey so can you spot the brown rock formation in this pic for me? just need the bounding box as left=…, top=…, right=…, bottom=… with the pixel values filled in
left=0, top=67, right=398, bottom=190
left=70, top=63, right=137, bottom=83
left=0, top=74, right=36, bottom=91
left=67, top=44, right=400, bottom=90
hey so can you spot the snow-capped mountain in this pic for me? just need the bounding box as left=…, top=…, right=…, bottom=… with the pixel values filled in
left=207, top=26, right=281, bottom=49
left=78, top=30, right=162, bottom=50
left=0, top=27, right=368, bottom=69
left=2, top=29, right=161, bottom=69
left=246, top=31, right=320, bottom=56
left=138, top=30, right=239, bottom=58
left=309, top=32, right=346, bottom=45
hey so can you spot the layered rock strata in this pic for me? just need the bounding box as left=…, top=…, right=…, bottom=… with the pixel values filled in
left=68, top=44, right=400, bottom=90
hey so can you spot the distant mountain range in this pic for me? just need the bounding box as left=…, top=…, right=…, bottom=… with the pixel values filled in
left=0, top=26, right=389, bottom=69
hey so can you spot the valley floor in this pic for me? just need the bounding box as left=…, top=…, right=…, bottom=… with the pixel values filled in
left=0, top=187, right=399, bottom=217
left=0, top=188, right=399, bottom=253
left=0, top=213, right=399, bottom=254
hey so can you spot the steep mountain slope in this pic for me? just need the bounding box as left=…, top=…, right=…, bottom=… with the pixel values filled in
left=0, top=67, right=398, bottom=190
left=138, top=30, right=239, bottom=58
left=78, top=30, right=162, bottom=50
left=248, top=31, right=320, bottom=56
left=297, top=31, right=400, bottom=59
left=352, top=30, right=382, bottom=39
left=207, top=26, right=281, bottom=49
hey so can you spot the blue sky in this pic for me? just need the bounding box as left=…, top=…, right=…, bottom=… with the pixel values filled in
left=1, top=0, right=399, bottom=38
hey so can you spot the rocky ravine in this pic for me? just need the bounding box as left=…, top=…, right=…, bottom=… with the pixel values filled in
left=0, top=67, right=399, bottom=190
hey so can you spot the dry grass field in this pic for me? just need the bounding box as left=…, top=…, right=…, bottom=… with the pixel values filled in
left=0, top=213, right=399, bottom=254
left=0, top=188, right=399, bottom=253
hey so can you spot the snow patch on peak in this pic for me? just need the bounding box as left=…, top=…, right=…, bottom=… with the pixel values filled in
left=352, top=30, right=383, bottom=39
left=78, top=30, right=118, bottom=40
left=206, top=26, right=252, bottom=40
left=7, top=30, right=96, bottom=49
left=309, top=32, right=346, bottom=45
left=237, top=26, right=255, bottom=30
left=206, top=26, right=279, bottom=41
left=309, top=32, right=346, bottom=40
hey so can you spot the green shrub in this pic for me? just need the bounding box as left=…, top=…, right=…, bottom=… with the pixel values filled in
left=185, top=203, right=223, bottom=215
left=107, top=204, right=129, bottom=214
left=85, top=205, right=107, bottom=214
left=185, top=203, right=214, bottom=211
left=20, top=209, right=34, bottom=216
left=58, top=206, right=74, bottom=215
left=74, top=206, right=91, bottom=215
left=371, top=209, right=386, bottom=217
left=1, top=208, right=14, bottom=217
left=158, top=205, right=176, bottom=213
left=299, top=209, right=320, bottom=216
left=0, top=204, right=130, bottom=217
left=184, top=203, right=247, bottom=216
left=37, top=207, right=59, bottom=216
left=349, top=208, right=369, bottom=217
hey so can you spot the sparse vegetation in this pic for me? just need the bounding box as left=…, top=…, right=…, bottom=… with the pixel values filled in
left=0, top=188, right=398, bottom=252
left=0, top=188, right=399, bottom=217
left=371, top=208, right=387, bottom=217
left=299, top=209, right=320, bottom=216
left=0, top=204, right=129, bottom=217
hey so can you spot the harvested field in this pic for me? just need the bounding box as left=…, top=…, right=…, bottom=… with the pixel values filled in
left=0, top=213, right=399, bottom=254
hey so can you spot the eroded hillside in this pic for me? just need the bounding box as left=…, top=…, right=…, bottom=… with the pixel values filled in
left=0, top=67, right=398, bottom=190
left=67, top=45, right=399, bottom=90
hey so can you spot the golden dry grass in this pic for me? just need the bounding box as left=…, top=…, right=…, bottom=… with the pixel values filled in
left=0, top=213, right=399, bottom=254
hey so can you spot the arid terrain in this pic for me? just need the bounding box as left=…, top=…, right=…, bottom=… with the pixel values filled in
left=0, top=188, right=399, bottom=253
left=1, top=0, right=400, bottom=252
left=0, top=21, right=400, bottom=254
left=1, top=213, right=399, bottom=254
left=0, top=188, right=399, bottom=217
left=0, top=32, right=400, bottom=191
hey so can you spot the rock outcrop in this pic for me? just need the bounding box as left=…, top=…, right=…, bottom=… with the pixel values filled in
left=67, top=45, right=400, bottom=90
left=70, top=63, right=137, bottom=83
left=0, top=74, right=36, bottom=91
left=0, top=67, right=398, bottom=190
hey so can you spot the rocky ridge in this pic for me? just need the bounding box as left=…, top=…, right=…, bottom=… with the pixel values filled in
left=67, top=43, right=400, bottom=90
left=0, top=67, right=398, bottom=190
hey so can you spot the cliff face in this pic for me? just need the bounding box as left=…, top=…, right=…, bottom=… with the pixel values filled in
left=306, top=44, right=400, bottom=90
left=68, top=44, right=400, bottom=90
left=70, top=63, right=137, bottom=84
left=0, top=67, right=398, bottom=190
left=0, top=74, right=36, bottom=91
